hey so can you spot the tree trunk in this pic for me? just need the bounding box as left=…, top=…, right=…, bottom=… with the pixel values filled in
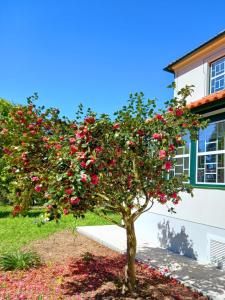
left=124, top=218, right=137, bottom=293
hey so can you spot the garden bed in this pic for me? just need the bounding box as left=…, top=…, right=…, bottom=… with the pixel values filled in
left=0, top=230, right=207, bottom=299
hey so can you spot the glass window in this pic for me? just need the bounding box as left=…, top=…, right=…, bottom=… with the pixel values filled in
left=210, top=57, right=225, bottom=94
left=197, top=120, right=225, bottom=184
left=170, top=135, right=190, bottom=181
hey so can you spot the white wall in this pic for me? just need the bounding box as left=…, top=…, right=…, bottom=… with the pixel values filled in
left=150, top=188, right=225, bottom=230
left=135, top=210, right=225, bottom=263
left=175, top=44, right=225, bottom=104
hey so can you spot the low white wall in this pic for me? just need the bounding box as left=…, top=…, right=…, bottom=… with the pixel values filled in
left=135, top=210, right=225, bottom=264
left=150, top=188, right=225, bottom=230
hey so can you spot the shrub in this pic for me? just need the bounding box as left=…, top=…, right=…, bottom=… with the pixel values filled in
left=0, top=250, right=41, bottom=271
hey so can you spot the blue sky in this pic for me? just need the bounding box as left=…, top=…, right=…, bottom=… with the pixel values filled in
left=0, top=0, right=225, bottom=118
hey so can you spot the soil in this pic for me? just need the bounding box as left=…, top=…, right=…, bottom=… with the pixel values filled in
left=0, top=229, right=208, bottom=300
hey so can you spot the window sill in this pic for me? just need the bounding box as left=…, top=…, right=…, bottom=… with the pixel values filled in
left=191, top=184, right=225, bottom=190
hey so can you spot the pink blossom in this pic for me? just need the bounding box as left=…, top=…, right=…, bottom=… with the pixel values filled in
left=159, top=150, right=166, bottom=160
left=70, top=197, right=80, bottom=205
left=95, top=146, right=103, bottom=153
left=34, top=185, right=42, bottom=192
left=31, top=176, right=39, bottom=182
left=69, top=137, right=76, bottom=144
left=80, top=173, right=88, bottom=183
left=152, top=133, right=163, bottom=140
left=175, top=108, right=184, bottom=116
left=113, top=123, right=120, bottom=129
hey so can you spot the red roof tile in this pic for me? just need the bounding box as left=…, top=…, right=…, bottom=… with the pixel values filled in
left=187, top=90, right=225, bottom=109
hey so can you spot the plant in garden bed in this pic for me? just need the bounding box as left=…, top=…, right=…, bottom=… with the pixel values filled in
left=0, top=250, right=41, bottom=271
left=1, top=86, right=207, bottom=294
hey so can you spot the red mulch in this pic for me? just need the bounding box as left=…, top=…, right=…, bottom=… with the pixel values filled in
left=0, top=231, right=208, bottom=300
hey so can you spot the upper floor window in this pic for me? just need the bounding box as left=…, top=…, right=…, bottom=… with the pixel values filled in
left=197, top=120, right=225, bottom=184
left=210, top=57, right=225, bottom=94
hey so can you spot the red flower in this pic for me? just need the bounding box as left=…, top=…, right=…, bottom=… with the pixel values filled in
left=158, top=192, right=167, bottom=204
left=108, top=159, right=116, bottom=167
left=155, top=114, right=164, bottom=121
left=137, top=129, right=145, bottom=136
left=175, top=108, right=184, bottom=117
left=164, top=161, right=172, bottom=171
left=171, top=192, right=177, bottom=198
left=80, top=173, right=88, bottom=183
left=70, top=145, right=78, bottom=154
left=34, top=185, right=42, bottom=192
left=28, top=124, right=35, bottom=130
left=69, top=137, right=76, bottom=144
left=54, top=143, right=61, bottom=150
left=84, top=116, right=95, bottom=124
left=168, top=107, right=173, bottom=113
left=152, top=133, right=163, bottom=140
left=91, top=174, right=99, bottom=185
left=67, top=170, right=73, bottom=177
left=169, top=144, right=175, bottom=152
left=36, top=117, right=43, bottom=125
left=127, top=141, right=135, bottom=146
left=17, top=110, right=23, bottom=116
left=2, top=147, right=11, bottom=155
left=113, top=123, right=120, bottom=129
left=63, top=208, right=69, bottom=215
left=70, top=197, right=80, bottom=205
left=31, top=176, right=39, bottom=182
left=65, top=188, right=73, bottom=195
left=159, top=150, right=166, bottom=160
left=95, top=146, right=103, bottom=153
left=80, top=161, right=87, bottom=169
left=42, top=136, right=49, bottom=142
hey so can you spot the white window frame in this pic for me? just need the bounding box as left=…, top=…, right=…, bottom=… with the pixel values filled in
left=196, top=119, right=225, bottom=185
left=170, top=143, right=191, bottom=182
left=210, top=56, right=225, bottom=94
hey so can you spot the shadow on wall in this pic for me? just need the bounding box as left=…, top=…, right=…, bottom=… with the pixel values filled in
left=157, top=220, right=198, bottom=260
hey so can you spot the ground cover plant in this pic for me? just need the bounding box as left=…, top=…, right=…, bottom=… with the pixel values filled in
left=0, top=250, right=41, bottom=271
left=1, top=87, right=207, bottom=293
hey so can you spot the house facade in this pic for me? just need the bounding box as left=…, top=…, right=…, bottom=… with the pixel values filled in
left=136, top=30, right=225, bottom=267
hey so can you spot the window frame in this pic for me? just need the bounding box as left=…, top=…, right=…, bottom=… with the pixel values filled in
left=209, top=56, right=225, bottom=94
left=190, top=113, right=225, bottom=189
left=196, top=118, right=225, bottom=185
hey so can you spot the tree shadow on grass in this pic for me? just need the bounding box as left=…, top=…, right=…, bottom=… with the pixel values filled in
left=0, top=209, right=42, bottom=218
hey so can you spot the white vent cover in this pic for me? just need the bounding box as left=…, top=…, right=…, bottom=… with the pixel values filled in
left=209, top=237, right=225, bottom=268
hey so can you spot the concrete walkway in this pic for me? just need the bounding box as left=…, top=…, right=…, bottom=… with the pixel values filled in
left=77, top=225, right=225, bottom=300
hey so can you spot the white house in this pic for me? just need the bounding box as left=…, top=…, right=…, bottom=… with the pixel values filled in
left=136, top=30, right=225, bottom=267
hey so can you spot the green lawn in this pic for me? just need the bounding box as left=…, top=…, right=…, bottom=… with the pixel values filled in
left=0, top=205, right=120, bottom=254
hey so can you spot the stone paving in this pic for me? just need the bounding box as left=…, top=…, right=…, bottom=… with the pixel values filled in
left=77, top=225, right=225, bottom=300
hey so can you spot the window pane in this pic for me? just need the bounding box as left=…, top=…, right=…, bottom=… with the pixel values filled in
left=175, top=166, right=183, bottom=174
left=184, top=157, right=189, bottom=169
left=197, top=170, right=204, bottom=182
left=206, top=143, right=217, bottom=152
left=218, top=154, right=224, bottom=168
left=218, top=138, right=224, bottom=150
left=205, top=174, right=216, bottom=183
left=176, top=147, right=183, bottom=155
left=198, top=156, right=204, bottom=168
left=218, top=169, right=224, bottom=183
left=206, top=164, right=216, bottom=173
left=198, top=140, right=205, bottom=152
left=206, top=155, right=216, bottom=163
left=176, top=157, right=183, bottom=165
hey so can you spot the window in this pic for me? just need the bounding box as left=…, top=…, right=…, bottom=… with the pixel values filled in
left=170, top=135, right=190, bottom=180
left=197, top=120, right=225, bottom=184
left=210, top=57, right=225, bottom=94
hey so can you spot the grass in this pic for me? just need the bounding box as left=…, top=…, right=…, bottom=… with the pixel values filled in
left=0, top=205, right=120, bottom=254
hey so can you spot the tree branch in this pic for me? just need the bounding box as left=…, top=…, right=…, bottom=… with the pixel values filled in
left=94, top=210, right=125, bottom=228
